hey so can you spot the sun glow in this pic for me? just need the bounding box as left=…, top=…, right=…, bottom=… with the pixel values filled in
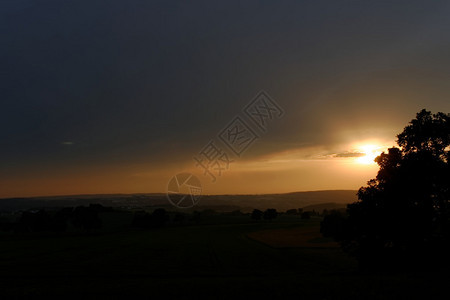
left=355, top=144, right=381, bottom=165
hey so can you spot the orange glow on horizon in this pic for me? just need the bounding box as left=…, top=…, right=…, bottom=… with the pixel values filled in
left=0, top=141, right=393, bottom=198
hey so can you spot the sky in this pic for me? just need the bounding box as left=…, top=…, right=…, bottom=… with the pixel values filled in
left=1, top=0, right=450, bottom=198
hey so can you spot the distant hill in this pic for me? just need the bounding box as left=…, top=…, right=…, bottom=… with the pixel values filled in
left=301, top=202, right=348, bottom=213
left=0, top=190, right=357, bottom=212
left=197, top=190, right=357, bottom=212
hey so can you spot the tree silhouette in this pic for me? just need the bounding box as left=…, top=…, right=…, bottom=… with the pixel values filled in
left=332, top=109, right=450, bottom=270
left=151, top=208, right=169, bottom=228
left=132, top=209, right=169, bottom=229
left=301, top=211, right=311, bottom=219
left=263, top=208, right=278, bottom=220
left=285, top=208, right=298, bottom=215
left=320, top=210, right=346, bottom=238
left=15, top=208, right=72, bottom=233
left=71, top=206, right=102, bottom=232
left=251, top=209, right=263, bottom=220
left=173, top=213, right=186, bottom=224
left=17, top=210, right=52, bottom=232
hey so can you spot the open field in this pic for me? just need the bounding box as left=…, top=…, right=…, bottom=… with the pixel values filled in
left=247, top=220, right=339, bottom=248
left=0, top=215, right=448, bottom=298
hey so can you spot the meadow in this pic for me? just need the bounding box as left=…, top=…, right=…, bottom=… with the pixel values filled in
left=0, top=211, right=447, bottom=298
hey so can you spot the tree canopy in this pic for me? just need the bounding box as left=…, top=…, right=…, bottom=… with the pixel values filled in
left=329, top=109, right=450, bottom=270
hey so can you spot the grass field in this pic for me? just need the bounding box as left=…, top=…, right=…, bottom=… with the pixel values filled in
left=247, top=220, right=339, bottom=248
left=0, top=214, right=447, bottom=298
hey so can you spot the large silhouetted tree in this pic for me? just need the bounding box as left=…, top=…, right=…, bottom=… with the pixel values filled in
left=332, top=109, right=450, bottom=270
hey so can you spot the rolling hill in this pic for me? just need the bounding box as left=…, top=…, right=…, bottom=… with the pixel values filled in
left=0, top=190, right=357, bottom=212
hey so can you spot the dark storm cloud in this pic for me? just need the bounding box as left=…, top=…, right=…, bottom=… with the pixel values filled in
left=1, top=0, right=450, bottom=174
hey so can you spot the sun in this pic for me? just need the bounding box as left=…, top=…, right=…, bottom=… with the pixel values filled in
left=355, top=144, right=380, bottom=165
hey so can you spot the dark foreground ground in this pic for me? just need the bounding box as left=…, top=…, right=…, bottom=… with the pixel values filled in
left=0, top=215, right=448, bottom=299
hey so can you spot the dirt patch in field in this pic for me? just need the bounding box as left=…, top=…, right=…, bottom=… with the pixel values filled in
left=247, top=226, right=339, bottom=248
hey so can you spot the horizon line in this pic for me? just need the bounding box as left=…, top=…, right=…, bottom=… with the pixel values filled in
left=0, top=189, right=359, bottom=200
